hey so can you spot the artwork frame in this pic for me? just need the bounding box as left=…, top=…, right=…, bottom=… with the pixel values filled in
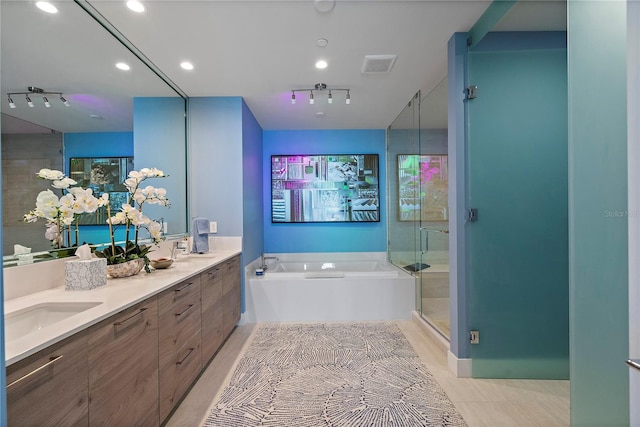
left=68, top=156, right=134, bottom=225
left=271, top=154, right=380, bottom=223
left=397, top=154, right=448, bottom=222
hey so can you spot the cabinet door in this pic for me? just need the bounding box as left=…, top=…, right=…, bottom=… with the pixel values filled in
left=222, top=255, right=241, bottom=337
left=201, top=266, right=224, bottom=362
left=6, top=331, right=88, bottom=427
left=88, top=298, right=159, bottom=427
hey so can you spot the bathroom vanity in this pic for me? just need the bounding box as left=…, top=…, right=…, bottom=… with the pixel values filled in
left=4, top=251, right=241, bottom=426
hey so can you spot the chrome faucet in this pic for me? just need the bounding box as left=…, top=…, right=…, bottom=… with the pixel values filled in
left=261, top=254, right=279, bottom=270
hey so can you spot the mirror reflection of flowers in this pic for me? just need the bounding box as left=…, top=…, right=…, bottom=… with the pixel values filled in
left=23, top=168, right=109, bottom=249
left=94, top=167, right=170, bottom=272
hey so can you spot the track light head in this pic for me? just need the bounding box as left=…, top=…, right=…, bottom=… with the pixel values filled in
left=43, top=96, right=51, bottom=107
left=328, top=91, right=333, bottom=104
left=346, top=90, right=351, bottom=105
left=7, top=95, right=16, bottom=109
left=291, top=92, right=296, bottom=104
left=26, top=95, right=34, bottom=107
left=60, top=96, right=70, bottom=107
left=309, top=91, right=314, bottom=105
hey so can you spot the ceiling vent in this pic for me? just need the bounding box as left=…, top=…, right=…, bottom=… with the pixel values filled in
left=361, top=55, right=397, bottom=73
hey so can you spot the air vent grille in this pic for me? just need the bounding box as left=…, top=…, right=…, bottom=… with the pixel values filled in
left=361, top=55, right=397, bottom=73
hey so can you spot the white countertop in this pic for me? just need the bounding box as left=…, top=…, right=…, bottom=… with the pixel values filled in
left=4, top=250, right=240, bottom=366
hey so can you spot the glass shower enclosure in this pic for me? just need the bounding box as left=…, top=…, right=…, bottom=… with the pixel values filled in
left=387, top=78, right=450, bottom=339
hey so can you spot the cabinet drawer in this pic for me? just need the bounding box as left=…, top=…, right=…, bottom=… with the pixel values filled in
left=222, top=259, right=240, bottom=295
left=159, top=275, right=201, bottom=313
left=7, top=331, right=88, bottom=427
left=159, top=334, right=203, bottom=422
left=159, top=288, right=201, bottom=369
left=201, top=266, right=223, bottom=311
left=224, top=255, right=240, bottom=274
left=88, top=298, right=159, bottom=427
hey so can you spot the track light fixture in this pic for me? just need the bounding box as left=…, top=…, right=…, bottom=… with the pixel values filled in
left=290, top=83, right=351, bottom=105
left=6, top=86, right=70, bottom=109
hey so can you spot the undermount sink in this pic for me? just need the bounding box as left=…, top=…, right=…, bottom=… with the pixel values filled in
left=4, top=301, right=102, bottom=342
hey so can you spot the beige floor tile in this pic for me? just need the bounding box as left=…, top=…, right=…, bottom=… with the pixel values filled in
left=165, top=324, right=256, bottom=427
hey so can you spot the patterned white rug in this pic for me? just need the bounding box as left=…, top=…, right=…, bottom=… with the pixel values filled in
left=203, top=322, right=467, bottom=427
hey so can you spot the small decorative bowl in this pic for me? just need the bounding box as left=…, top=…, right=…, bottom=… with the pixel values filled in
left=151, top=257, right=173, bottom=270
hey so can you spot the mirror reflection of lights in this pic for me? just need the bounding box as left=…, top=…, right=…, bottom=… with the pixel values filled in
left=126, top=1, right=145, bottom=13
left=35, top=2, right=58, bottom=14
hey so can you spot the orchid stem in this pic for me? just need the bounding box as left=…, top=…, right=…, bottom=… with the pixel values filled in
left=107, top=202, right=116, bottom=255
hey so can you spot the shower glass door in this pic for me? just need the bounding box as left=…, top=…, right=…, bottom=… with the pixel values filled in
left=417, top=77, right=449, bottom=338
left=387, top=91, right=422, bottom=314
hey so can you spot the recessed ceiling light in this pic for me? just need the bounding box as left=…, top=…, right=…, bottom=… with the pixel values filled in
left=126, top=1, right=145, bottom=12
left=315, top=112, right=325, bottom=118
left=115, top=62, right=130, bottom=71
left=315, top=60, right=328, bottom=69
left=180, top=62, right=194, bottom=71
left=316, top=38, right=328, bottom=48
left=90, top=114, right=104, bottom=120
left=35, top=1, right=58, bottom=14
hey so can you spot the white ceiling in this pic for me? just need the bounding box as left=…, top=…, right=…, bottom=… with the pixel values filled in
left=1, top=0, right=566, bottom=134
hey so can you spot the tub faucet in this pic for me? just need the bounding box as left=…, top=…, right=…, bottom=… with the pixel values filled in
left=261, top=254, right=279, bottom=270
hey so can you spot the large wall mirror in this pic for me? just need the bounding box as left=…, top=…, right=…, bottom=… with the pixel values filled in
left=1, top=1, right=188, bottom=265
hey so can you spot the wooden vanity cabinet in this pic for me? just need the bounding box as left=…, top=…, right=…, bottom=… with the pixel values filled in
left=6, top=330, right=89, bottom=427
left=158, top=275, right=202, bottom=422
left=221, top=255, right=241, bottom=338
left=88, top=298, right=159, bottom=427
left=6, top=253, right=242, bottom=427
left=201, top=264, right=224, bottom=362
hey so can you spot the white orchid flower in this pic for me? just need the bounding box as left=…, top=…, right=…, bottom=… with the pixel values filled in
left=60, top=194, right=78, bottom=213
left=44, top=223, right=59, bottom=241
left=97, top=193, right=110, bottom=207
left=23, top=211, right=39, bottom=223
left=35, top=190, right=60, bottom=220
left=52, top=177, right=77, bottom=189
left=83, top=196, right=99, bottom=213
left=37, top=168, right=65, bottom=181
left=147, top=221, right=163, bottom=243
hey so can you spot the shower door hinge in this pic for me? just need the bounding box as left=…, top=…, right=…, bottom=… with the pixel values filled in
left=465, top=85, right=478, bottom=100
left=467, top=208, right=478, bottom=222
left=470, top=330, right=480, bottom=344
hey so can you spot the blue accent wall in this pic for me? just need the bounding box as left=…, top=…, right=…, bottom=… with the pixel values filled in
left=63, top=132, right=133, bottom=245
left=263, top=129, right=386, bottom=253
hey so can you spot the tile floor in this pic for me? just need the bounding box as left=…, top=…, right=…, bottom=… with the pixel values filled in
left=166, top=319, right=570, bottom=427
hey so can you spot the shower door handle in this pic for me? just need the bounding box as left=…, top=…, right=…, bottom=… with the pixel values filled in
left=627, top=359, right=640, bottom=372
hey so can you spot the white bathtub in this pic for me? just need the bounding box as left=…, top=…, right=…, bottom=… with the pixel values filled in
left=245, top=253, right=415, bottom=323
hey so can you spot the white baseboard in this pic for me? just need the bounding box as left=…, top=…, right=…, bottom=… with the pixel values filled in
left=410, top=311, right=472, bottom=378
left=447, top=350, right=472, bottom=378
